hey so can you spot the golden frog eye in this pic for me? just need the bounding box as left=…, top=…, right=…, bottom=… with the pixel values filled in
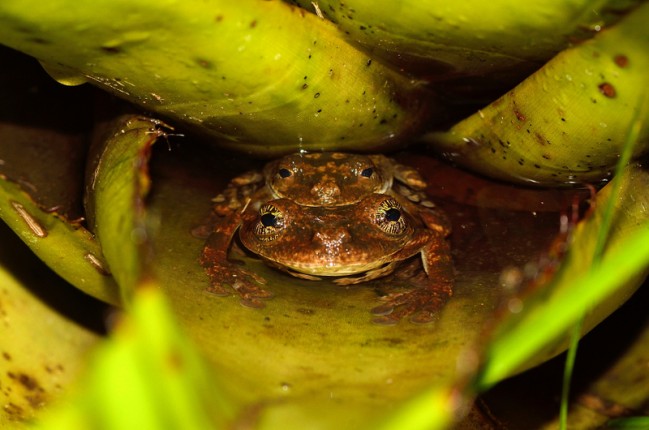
left=375, top=198, right=408, bottom=235
left=254, top=204, right=285, bottom=241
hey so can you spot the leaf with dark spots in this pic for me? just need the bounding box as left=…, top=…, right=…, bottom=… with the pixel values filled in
left=0, top=222, right=103, bottom=426
left=0, top=0, right=429, bottom=155
left=427, top=3, right=649, bottom=186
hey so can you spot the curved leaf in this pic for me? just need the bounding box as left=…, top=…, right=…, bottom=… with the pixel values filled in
left=427, top=2, right=649, bottom=185
left=0, top=0, right=428, bottom=155
left=478, top=165, right=649, bottom=388
left=0, top=223, right=103, bottom=426
left=34, top=288, right=234, bottom=430
left=0, top=178, right=119, bottom=305
left=89, top=116, right=164, bottom=300
left=288, top=0, right=638, bottom=79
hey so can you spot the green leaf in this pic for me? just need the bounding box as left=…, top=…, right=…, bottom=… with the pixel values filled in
left=0, top=223, right=103, bottom=427
left=0, top=178, right=119, bottom=305
left=35, top=287, right=234, bottom=430
left=289, top=0, right=640, bottom=78
left=89, top=116, right=164, bottom=300
left=478, top=165, right=649, bottom=389
left=0, top=0, right=428, bottom=155
left=426, top=2, right=649, bottom=185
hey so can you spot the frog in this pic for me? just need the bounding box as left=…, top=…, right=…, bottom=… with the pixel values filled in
left=201, top=188, right=453, bottom=324
left=208, top=152, right=433, bottom=218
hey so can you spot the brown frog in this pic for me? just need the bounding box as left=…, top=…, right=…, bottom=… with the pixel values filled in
left=201, top=155, right=454, bottom=323
left=210, top=152, right=431, bottom=215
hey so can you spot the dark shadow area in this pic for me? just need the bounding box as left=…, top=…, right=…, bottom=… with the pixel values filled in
left=0, top=220, right=111, bottom=335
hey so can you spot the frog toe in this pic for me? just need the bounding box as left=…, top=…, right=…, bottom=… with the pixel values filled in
left=206, top=283, right=231, bottom=297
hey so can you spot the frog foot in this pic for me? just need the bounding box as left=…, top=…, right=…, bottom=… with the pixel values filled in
left=371, top=284, right=452, bottom=325
left=204, top=263, right=272, bottom=309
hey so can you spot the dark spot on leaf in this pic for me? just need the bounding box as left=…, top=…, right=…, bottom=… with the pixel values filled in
left=360, top=25, right=367, bottom=30
left=514, top=109, right=526, bottom=122
left=366, top=59, right=372, bottom=66
left=3, top=403, right=23, bottom=418
left=2, top=351, right=11, bottom=361
left=101, top=46, right=121, bottom=54
left=534, top=132, right=548, bottom=145
left=28, top=37, right=49, bottom=45
left=8, top=372, right=43, bottom=392
left=296, top=308, right=315, bottom=315
left=598, top=82, right=616, bottom=98
left=250, top=20, right=257, bottom=28
left=196, top=58, right=212, bottom=69
left=302, top=83, right=308, bottom=90
left=614, top=55, right=628, bottom=68
left=215, top=15, right=223, bottom=22
left=167, top=350, right=184, bottom=371
left=314, top=92, right=320, bottom=98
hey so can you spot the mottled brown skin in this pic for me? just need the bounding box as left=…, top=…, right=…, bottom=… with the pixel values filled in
left=201, top=152, right=453, bottom=323
left=208, top=152, right=429, bottom=217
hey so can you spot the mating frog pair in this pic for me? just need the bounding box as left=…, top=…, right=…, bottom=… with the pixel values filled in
left=200, top=152, right=454, bottom=324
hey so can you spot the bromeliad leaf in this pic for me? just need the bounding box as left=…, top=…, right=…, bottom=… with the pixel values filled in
left=88, top=116, right=168, bottom=300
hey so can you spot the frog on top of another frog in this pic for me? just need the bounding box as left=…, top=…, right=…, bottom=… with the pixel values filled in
left=200, top=152, right=454, bottom=324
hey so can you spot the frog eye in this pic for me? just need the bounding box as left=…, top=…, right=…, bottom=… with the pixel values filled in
left=278, top=168, right=292, bottom=178
left=254, top=204, right=286, bottom=241
left=375, top=198, right=408, bottom=235
left=360, top=167, right=374, bottom=178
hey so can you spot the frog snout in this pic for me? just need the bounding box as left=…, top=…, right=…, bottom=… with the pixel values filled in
left=311, top=179, right=341, bottom=203
left=312, top=227, right=351, bottom=245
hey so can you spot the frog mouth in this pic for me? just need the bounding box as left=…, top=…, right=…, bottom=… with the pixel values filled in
left=281, top=259, right=399, bottom=279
